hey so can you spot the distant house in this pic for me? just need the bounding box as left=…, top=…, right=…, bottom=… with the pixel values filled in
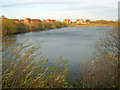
left=76, top=19, right=84, bottom=24
left=64, top=19, right=70, bottom=23
left=46, top=19, right=56, bottom=23
left=12, top=19, right=19, bottom=23
left=31, top=19, right=42, bottom=23
left=1, top=17, right=19, bottom=23
left=22, top=18, right=42, bottom=24
left=46, top=19, right=51, bottom=23
left=24, top=18, right=31, bottom=24
left=20, top=19, right=24, bottom=23
left=51, top=19, right=56, bottom=23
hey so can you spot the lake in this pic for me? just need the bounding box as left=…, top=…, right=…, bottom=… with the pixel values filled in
left=4, top=27, right=113, bottom=67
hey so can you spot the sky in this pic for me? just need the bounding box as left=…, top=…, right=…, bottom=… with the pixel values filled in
left=0, top=0, right=119, bottom=21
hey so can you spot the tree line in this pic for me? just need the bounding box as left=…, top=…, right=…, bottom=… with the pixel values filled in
left=1, top=19, right=69, bottom=35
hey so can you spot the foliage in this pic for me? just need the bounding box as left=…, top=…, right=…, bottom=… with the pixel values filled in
left=2, top=20, right=69, bottom=35
left=2, top=19, right=18, bottom=34
left=85, top=19, right=91, bottom=23
left=94, top=28, right=118, bottom=57
left=16, top=22, right=29, bottom=33
left=75, top=27, right=119, bottom=88
left=28, top=21, right=68, bottom=31
left=52, top=21, right=68, bottom=28
left=89, top=20, right=116, bottom=24
left=2, top=40, right=71, bottom=88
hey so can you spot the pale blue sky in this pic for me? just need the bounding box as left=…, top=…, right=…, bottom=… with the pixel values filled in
left=1, top=0, right=119, bottom=21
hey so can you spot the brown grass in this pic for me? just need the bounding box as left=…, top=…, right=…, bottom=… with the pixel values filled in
left=69, top=23, right=117, bottom=27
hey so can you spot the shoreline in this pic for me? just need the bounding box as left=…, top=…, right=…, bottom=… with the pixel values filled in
left=69, top=23, right=117, bottom=27
left=5, top=27, right=64, bottom=35
left=6, top=24, right=116, bottom=36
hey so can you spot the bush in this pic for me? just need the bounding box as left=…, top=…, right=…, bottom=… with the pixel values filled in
left=2, top=19, right=17, bottom=35
left=2, top=20, right=69, bottom=35
left=16, top=22, right=28, bottom=33
left=53, top=21, right=68, bottom=28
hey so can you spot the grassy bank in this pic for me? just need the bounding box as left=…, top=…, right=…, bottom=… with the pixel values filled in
left=69, top=23, right=117, bottom=27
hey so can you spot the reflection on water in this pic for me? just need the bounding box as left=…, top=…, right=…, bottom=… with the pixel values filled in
left=3, top=27, right=113, bottom=66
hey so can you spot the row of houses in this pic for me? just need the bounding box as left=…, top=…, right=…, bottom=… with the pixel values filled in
left=64, top=19, right=84, bottom=24
left=1, top=17, right=57, bottom=24
left=1, top=17, right=84, bottom=24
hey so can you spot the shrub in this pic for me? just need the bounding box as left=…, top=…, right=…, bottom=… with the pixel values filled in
left=2, top=19, right=17, bottom=35
left=2, top=20, right=69, bottom=35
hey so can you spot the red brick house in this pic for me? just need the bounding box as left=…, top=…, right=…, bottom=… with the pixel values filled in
left=12, top=19, right=19, bottom=23
left=76, top=19, right=84, bottom=24
left=1, top=17, right=19, bottom=23
left=24, top=18, right=31, bottom=24
left=46, top=19, right=51, bottom=23
left=20, top=19, right=24, bottom=23
left=31, top=19, right=42, bottom=23
left=64, top=19, right=70, bottom=23
left=46, top=19, right=56, bottom=23
left=23, top=18, right=43, bottom=24
left=51, top=19, right=56, bottom=23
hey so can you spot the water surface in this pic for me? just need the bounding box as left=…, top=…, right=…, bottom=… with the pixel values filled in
left=5, top=27, right=113, bottom=66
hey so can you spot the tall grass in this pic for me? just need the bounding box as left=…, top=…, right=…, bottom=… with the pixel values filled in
left=69, top=23, right=117, bottom=27
left=73, top=28, right=119, bottom=88
left=2, top=40, right=72, bottom=88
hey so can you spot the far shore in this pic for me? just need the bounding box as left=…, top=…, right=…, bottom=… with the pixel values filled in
left=69, top=23, right=117, bottom=27
left=10, top=24, right=117, bottom=35
left=7, top=24, right=116, bottom=36
left=2, top=17, right=117, bottom=36
left=2, top=19, right=117, bottom=36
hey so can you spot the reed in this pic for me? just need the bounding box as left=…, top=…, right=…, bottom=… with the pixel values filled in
left=2, top=40, right=71, bottom=88
left=73, top=28, right=118, bottom=88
